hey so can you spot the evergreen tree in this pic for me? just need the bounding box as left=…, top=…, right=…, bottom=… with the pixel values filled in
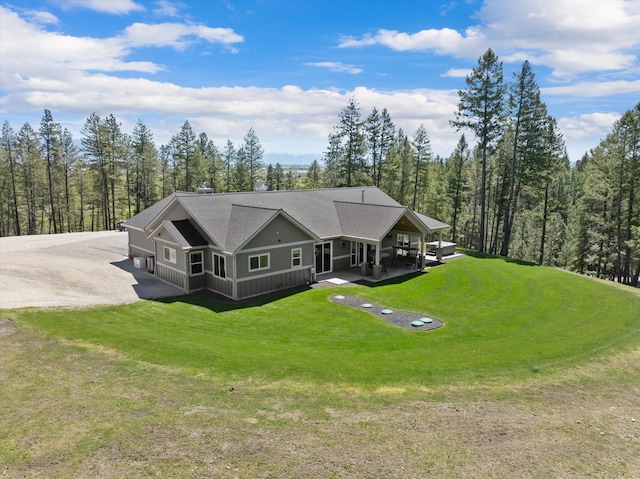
left=39, top=109, right=62, bottom=233
left=222, top=140, right=236, bottom=192
left=411, top=124, right=432, bottom=210
left=446, top=134, right=470, bottom=242
left=170, top=121, right=200, bottom=192
left=242, top=127, right=264, bottom=191
left=306, top=159, right=321, bottom=189
left=451, top=48, right=506, bottom=252
left=334, top=98, right=367, bottom=187
left=1, top=122, right=20, bottom=235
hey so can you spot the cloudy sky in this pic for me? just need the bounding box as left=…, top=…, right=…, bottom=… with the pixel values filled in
left=1, top=0, right=639, bottom=164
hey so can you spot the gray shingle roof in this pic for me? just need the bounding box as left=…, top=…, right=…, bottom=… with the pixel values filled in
left=126, top=187, right=448, bottom=252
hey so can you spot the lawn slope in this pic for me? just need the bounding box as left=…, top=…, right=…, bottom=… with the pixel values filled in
left=8, top=254, right=640, bottom=389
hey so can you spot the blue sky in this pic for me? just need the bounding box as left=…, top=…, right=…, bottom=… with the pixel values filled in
left=1, top=0, right=639, bottom=164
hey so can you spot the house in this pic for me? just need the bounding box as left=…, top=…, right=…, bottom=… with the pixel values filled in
left=123, top=187, right=448, bottom=301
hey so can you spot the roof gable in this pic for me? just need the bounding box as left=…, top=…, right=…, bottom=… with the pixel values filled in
left=334, top=201, right=407, bottom=240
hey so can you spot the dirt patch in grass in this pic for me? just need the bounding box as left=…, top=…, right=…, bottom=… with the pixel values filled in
left=0, top=318, right=16, bottom=337
left=1, top=324, right=639, bottom=478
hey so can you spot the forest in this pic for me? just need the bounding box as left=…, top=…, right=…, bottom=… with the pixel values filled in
left=1, top=49, right=638, bottom=286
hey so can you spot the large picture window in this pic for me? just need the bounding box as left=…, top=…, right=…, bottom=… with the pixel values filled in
left=213, top=253, right=226, bottom=279
left=163, top=246, right=176, bottom=264
left=190, top=251, right=203, bottom=275
left=249, top=253, right=270, bottom=272
left=291, top=248, right=302, bottom=268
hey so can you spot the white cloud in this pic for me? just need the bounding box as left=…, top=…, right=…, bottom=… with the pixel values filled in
left=442, top=68, right=471, bottom=78
left=542, top=80, right=640, bottom=97
left=153, top=0, right=182, bottom=17
left=558, top=112, right=621, bottom=160
left=53, top=0, right=145, bottom=14
left=339, top=0, right=640, bottom=78
left=305, top=62, right=362, bottom=74
left=123, top=22, right=243, bottom=50
left=339, top=27, right=481, bottom=57
left=24, top=10, right=60, bottom=25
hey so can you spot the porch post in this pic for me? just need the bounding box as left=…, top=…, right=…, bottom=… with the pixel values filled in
left=360, top=242, right=368, bottom=276
left=437, top=231, right=443, bottom=261
left=372, top=240, right=382, bottom=279
left=420, top=233, right=425, bottom=269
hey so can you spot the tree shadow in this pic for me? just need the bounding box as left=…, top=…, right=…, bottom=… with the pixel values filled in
left=460, top=249, right=540, bottom=267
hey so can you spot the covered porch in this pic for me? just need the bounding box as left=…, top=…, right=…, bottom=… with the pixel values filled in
left=315, top=254, right=446, bottom=285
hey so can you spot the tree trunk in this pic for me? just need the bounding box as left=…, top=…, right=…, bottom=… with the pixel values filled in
left=539, top=180, right=550, bottom=265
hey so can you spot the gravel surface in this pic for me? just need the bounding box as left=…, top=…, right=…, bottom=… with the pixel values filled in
left=0, top=231, right=183, bottom=309
left=329, top=293, right=443, bottom=330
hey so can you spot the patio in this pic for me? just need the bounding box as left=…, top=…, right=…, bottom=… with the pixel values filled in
left=315, top=252, right=463, bottom=286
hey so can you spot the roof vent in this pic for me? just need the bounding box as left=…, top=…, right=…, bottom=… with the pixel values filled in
left=196, top=182, right=214, bottom=195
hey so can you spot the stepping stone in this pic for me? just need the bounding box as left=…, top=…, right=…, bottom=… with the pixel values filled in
left=334, top=295, right=345, bottom=300
left=420, top=317, right=434, bottom=323
left=361, top=303, right=372, bottom=308
left=381, top=309, right=393, bottom=315
left=412, top=320, right=425, bottom=327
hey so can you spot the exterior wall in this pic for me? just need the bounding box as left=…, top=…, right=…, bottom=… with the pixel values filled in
left=235, top=215, right=316, bottom=298
left=331, top=239, right=351, bottom=271
left=186, top=249, right=207, bottom=291
left=156, top=262, right=186, bottom=290
left=237, top=266, right=313, bottom=300
left=332, top=255, right=351, bottom=272
left=128, top=229, right=154, bottom=258
left=244, top=215, right=313, bottom=250
left=236, top=242, right=314, bottom=278
left=154, top=238, right=187, bottom=290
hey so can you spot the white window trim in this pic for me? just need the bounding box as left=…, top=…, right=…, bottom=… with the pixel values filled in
left=213, top=253, right=226, bottom=279
left=163, top=246, right=177, bottom=264
left=249, top=253, right=270, bottom=272
left=291, top=247, right=302, bottom=268
left=190, top=251, right=204, bottom=276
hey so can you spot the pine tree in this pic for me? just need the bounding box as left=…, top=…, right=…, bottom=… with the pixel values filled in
left=39, top=109, right=62, bottom=233
left=451, top=48, right=506, bottom=252
left=411, top=124, right=432, bottom=210
left=1, top=122, right=20, bottom=235
left=242, top=127, right=264, bottom=191
left=446, top=134, right=470, bottom=242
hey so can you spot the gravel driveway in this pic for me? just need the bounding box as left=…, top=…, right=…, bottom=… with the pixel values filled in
left=0, top=231, right=183, bottom=309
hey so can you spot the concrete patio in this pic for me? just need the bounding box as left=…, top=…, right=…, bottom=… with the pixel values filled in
left=315, top=252, right=464, bottom=286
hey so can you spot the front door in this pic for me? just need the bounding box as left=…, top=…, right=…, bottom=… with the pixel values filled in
left=315, top=241, right=332, bottom=274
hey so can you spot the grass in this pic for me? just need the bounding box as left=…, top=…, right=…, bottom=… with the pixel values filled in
left=6, top=253, right=640, bottom=390
left=2, top=253, right=640, bottom=478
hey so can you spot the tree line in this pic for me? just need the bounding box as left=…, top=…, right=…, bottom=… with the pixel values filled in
left=0, top=49, right=638, bottom=286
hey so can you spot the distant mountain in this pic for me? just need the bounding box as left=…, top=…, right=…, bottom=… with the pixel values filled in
left=263, top=152, right=320, bottom=166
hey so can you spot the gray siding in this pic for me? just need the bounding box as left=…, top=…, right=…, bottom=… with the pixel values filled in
left=206, top=273, right=233, bottom=298
left=244, top=215, right=313, bottom=250
left=237, top=266, right=312, bottom=300
left=128, top=229, right=154, bottom=257
left=156, top=262, right=186, bottom=290
left=236, top=242, right=314, bottom=279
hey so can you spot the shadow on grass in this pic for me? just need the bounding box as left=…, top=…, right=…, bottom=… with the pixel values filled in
left=354, top=270, right=426, bottom=288
left=460, top=248, right=540, bottom=267
left=152, top=284, right=314, bottom=314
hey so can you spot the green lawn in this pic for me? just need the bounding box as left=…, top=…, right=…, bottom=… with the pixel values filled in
left=8, top=253, right=640, bottom=390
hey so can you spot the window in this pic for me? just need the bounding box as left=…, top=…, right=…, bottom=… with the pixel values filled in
left=163, top=246, right=176, bottom=264
left=249, top=253, right=270, bottom=271
left=397, top=234, right=409, bottom=247
left=291, top=248, right=302, bottom=268
left=190, top=251, right=203, bottom=275
left=213, top=253, right=226, bottom=279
